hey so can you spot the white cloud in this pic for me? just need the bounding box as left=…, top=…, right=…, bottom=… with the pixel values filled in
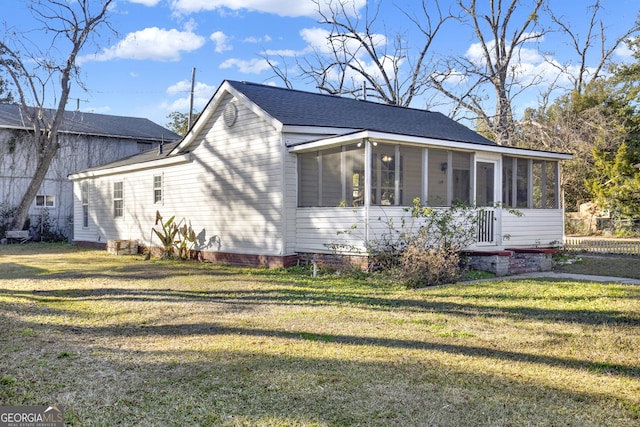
left=264, top=48, right=300, bottom=57
left=170, top=0, right=366, bottom=18
left=210, top=31, right=233, bottom=53
left=128, top=0, right=162, bottom=5
left=78, top=27, right=205, bottom=63
left=165, top=80, right=216, bottom=111
left=219, top=58, right=271, bottom=74
left=615, top=37, right=638, bottom=62
left=244, top=35, right=272, bottom=44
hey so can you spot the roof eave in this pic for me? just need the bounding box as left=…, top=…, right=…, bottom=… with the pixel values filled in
left=288, top=130, right=573, bottom=160
left=68, top=153, right=192, bottom=180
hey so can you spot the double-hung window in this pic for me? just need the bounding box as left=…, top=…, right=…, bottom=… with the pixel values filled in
left=81, top=182, right=89, bottom=228
left=113, top=181, right=124, bottom=218
left=154, top=175, right=163, bottom=204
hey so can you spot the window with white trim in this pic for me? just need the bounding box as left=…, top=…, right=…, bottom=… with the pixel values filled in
left=81, top=182, right=89, bottom=228
left=35, top=195, right=55, bottom=208
left=153, top=174, right=163, bottom=204
left=113, top=181, right=124, bottom=218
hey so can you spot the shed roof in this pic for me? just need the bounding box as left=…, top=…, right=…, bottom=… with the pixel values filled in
left=226, top=80, right=496, bottom=146
left=0, top=103, right=179, bottom=141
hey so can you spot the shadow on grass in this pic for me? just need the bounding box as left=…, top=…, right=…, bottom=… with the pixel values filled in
left=3, top=330, right=635, bottom=426
left=1, top=283, right=638, bottom=327
left=0, top=304, right=637, bottom=380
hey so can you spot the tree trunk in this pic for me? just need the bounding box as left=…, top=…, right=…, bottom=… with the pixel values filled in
left=9, top=135, right=58, bottom=231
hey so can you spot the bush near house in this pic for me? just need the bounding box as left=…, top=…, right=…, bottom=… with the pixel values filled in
left=365, top=200, right=480, bottom=287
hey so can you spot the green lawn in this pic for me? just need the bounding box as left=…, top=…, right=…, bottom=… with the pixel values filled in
left=555, top=253, right=640, bottom=279
left=0, top=244, right=639, bottom=426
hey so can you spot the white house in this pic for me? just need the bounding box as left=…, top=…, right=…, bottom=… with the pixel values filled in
left=69, top=80, right=572, bottom=268
left=0, top=104, right=179, bottom=239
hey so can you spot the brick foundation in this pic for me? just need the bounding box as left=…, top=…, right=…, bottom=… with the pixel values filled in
left=464, top=248, right=556, bottom=276
left=296, top=252, right=369, bottom=271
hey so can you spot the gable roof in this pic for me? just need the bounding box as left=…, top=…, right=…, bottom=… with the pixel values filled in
left=225, top=80, right=496, bottom=146
left=0, top=103, right=180, bottom=141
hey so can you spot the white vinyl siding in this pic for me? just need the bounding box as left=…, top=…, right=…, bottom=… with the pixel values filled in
left=74, top=94, right=287, bottom=256
left=295, top=206, right=566, bottom=254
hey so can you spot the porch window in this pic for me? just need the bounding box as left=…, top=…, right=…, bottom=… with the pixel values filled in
left=81, top=182, right=89, bottom=228
left=427, top=148, right=448, bottom=206
left=427, top=149, right=471, bottom=206
left=452, top=151, right=472, bottom=204
left=298, top=144, right=365, bottom=207
left=502, top=156, right=558, bottom=209
left=516, top=158, right=529, bottom=208
left=113, top=181, right=124, bottom=218
left=297, top=144, right=469, bottom=208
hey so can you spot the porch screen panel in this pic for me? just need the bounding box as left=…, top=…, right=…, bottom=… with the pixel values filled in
left=320, top=147, right=343, bottom=206
left=427, top=148, right=448, bottom=206
left=345, top=144, right=365, bottom=206
left=452, top=151, right=471, bottom=205
left=298, top=151, right=319, bottom=207
left=401, top=146, right=422, bottom=205
left=371, top=143, right=397, bottom=205
left=502, top=156, right=515, bottom=207
left=545, top=161, right=558, bottom=208
left=516, top=158, right=529, bottom=208
left=533, top=160, right=544, bottom=208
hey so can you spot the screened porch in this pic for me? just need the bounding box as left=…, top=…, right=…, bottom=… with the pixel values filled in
left=291, top=135, right=567, bottom=255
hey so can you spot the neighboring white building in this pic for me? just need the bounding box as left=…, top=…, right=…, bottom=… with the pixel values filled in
left=0, top=104, right=179, bottom=239
left=69, top=80, right=572, bottom=267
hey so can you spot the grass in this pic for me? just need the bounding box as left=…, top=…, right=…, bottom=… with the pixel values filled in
left=0, top=243, right=639, bottom=426
left=555, top=252, right=640, bottom=279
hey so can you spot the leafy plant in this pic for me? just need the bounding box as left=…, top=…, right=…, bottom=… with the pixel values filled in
left=150, top=211, right=196, bottom=260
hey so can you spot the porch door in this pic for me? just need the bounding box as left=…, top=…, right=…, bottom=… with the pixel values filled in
left=476, top=161, right=497, bottom=245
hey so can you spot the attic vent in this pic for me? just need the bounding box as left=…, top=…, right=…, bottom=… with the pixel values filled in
left=223, top=102, right=238, bottom=127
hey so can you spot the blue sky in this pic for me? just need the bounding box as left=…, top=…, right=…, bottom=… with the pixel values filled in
left=4, top=0, right=639, bottom=127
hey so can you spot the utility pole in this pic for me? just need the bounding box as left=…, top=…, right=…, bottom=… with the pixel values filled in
left=188, top=67, right=196, bottom=131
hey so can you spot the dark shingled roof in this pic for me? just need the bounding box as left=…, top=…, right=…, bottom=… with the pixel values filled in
left=0, top=103, right=180, bottom=141
left=227, top=80, right=496, bottom=146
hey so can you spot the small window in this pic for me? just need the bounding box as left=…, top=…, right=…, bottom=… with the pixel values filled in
left=35, top=195, right=55, bottom=208
left=81, top=182, right=89, bottom=228
left=114, top=181, right=124, bottom=218
left=153, top=175, right=163, bottom=204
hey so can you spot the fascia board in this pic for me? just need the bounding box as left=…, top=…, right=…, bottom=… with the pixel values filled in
left=68, top=153, right=191, bottom=180
left=288, top=130, right=573, bottom=160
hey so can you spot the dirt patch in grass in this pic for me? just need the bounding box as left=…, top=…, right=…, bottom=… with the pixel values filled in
left=1, top=244, right=639, bottom=426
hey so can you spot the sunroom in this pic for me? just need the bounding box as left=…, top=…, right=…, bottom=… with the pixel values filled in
left=290, top=130, right=572, bottom=257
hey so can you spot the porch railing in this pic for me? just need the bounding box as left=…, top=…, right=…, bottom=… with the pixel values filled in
left=477, top=209, right=495, bottom=244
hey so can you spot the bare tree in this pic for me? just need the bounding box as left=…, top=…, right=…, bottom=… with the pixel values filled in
left=0, top=0, right=114, bottom=231
left=548, top=0, right=640, bottom=94
left=266, top=0, right=455, bottom=107
left=430, top=0, right=546, bottom=145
